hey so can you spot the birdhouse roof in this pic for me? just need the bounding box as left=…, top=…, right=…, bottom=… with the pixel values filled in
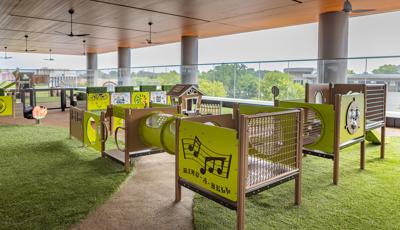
left=167, top=84, right=204, bottom=97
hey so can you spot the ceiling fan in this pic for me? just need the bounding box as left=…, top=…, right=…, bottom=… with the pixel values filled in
left=342, top=0, right=375, bottom=14
left=23, top=35, right=37, bottom=53
left=142, top=22, right=162, bottom=45
left=82, top=40, right=87, bottom=55
left=44, top=49, right=55, bottom=61
left=0, top=47, right=12, bottom=59
left=55, top=8, right=90, bottom=37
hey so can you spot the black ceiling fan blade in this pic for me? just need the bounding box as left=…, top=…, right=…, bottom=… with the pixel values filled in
left=351, top=9, right=376, bottom=13
left=54, top=31, right=68, bottom=35
left=74, top=33, right=91, bottom=37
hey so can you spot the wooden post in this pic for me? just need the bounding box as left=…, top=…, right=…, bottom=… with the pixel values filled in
left=333, top=94, right=341, bottom=185
left=69, top=109, right=72, bottom=139
left=381, top=84, right=387, bottom=159
left=360, top=140, right=365, bottom=170
left=100, top=112, right=106, bottom=158
left=295, top=109, right=304, bottom=205
left=237, top=115, right=248, bottom=230
left=381, top=126, right=386, bottom=159
left=124, top=109, right=130, bottom=172
left=175, top=118, right=182, bottom=202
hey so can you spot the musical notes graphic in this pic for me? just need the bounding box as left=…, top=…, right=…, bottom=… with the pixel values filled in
left=182, top=136, right=232, bottom=178
left=188, top=136, right=202, bottom=157
left=200, top=157, right=225, bottom=175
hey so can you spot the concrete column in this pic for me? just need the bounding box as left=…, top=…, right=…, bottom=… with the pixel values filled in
left=318, top=11, right=349, bottom=83
left=87, top=52, right=98, bottom=86
left=118, top=47, right=131, bottom=86
left=181, top=36, right=198, bottom=85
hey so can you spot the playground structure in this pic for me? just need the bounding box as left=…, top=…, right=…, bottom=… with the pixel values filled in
left=167, top=84, right=204, bottom=115
left=20, top=87, right=78, bottom=114
left=276, top=83, right=386, bottom=185
left=101, top=104, right=180, bottom=171
left=175, top=104, right=304, bottom=230
left=305, top=83, right=387, bottom=155
left=69, top=84, right=223, bottom=171
left=0, top=91, right=15, bottom=118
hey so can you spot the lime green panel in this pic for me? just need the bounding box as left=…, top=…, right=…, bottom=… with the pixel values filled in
left=179, top=120, right=238, bottom=202
left=83, top=112, right=102, bottom=151
left=161, top=119, right=176, bottom=154
left=113, top=117, right=124, bottom=133
left=132, top=92, right=150, bottom=106
left=366, top=130, right=381, bottom=145
left=87, top=93, right=110, bottom=111
left=0, top=96, right=13, bottom=116
left=339, top=94, right=365, bottom=144
left=239, top=104, right=289, bottom=115
left=86, top=87, right=107, bottom=93
left=112, top=104, right=145, bottom=119
left=139, top=112, right=175, bottom=149
left=279, top=100, right=335, bottom=153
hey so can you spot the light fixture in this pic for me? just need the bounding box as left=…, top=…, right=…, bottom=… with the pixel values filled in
left=0, top=47, right=12, bottom=59
left=44, top=49, right=55, bottom=61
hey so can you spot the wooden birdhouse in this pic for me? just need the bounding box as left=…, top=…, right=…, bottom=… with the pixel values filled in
left=167, top=84, right=204, bottom=115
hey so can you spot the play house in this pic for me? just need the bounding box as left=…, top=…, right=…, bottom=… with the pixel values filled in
left=167, top=84, right=204, bottom=115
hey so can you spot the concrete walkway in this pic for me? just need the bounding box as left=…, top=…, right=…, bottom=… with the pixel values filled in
left=72, top=153, right=194, bottom=230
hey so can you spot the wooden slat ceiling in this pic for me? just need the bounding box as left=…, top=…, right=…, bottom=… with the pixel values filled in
left=0, top=0, right=399, bottom=55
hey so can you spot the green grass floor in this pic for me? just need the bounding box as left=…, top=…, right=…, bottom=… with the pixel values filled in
left=0, top=125, right=129, bottom=230
left=193, top=138, right=400, bottom=230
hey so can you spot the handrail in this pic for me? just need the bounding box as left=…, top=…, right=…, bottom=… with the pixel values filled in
left=2, top=55, right=400, bottom=72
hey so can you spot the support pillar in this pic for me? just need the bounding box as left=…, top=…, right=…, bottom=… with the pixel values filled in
left=118, top=47, right=131, bottom=86
left=318, top=11, right=349, bottom=84
left=181, top=36, right=198, bottom=85
left=87, top=52, right=98, bottom=86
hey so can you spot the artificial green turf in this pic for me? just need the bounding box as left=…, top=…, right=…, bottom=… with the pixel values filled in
left=193, top=137, right=400, bottom=229
left=0, top=125, right=129, bottom=230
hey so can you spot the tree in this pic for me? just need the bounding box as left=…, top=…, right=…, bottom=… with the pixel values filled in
left=199, top=64, right=258, bottom=98
left=347, top=69, right=355, bottom=75
left=260, top=71, right=304, bottom=101
left=199, top=79, right=227, bottom=97
left=372, top=64, right=399, bottom=74
left=156, top=71, right=180, bottom=85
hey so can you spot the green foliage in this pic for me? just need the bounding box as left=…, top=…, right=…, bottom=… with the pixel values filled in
left=199, top=79, right=227, bottom=97
left=347, top=69, right=355, bottom=74
left=132, top=70, right=180, bottom=86
left=260, top=71, right=305, bottom=100
left=199, top=64, right=303, bottom=100
left=372, top=64, right=399, bottom=74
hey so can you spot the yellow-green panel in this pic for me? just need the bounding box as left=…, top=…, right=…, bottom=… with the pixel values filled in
left=132, top=92, right=150, bottom=107
left=179, top=120, right=238, bottom=202
left=0, top=96, right=13, bottom=116
left=83, top=112, right=102, bottom=151
left=112, top=104, right=145, bottom=119
left=279, top=100, right=335, bottom=153
left=339, top=94, right=365, bottom=144
left=87, top=93, right=110, bottom=111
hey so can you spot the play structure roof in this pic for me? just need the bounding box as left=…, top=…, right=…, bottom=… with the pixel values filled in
left=167, top=84, right=204, bottom=97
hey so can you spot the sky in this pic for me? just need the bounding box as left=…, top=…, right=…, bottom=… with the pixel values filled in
left=1, top=11, right=400, bottom=71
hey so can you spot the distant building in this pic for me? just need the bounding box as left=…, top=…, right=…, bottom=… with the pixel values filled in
left=284, top=68, right=317, bottom=85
